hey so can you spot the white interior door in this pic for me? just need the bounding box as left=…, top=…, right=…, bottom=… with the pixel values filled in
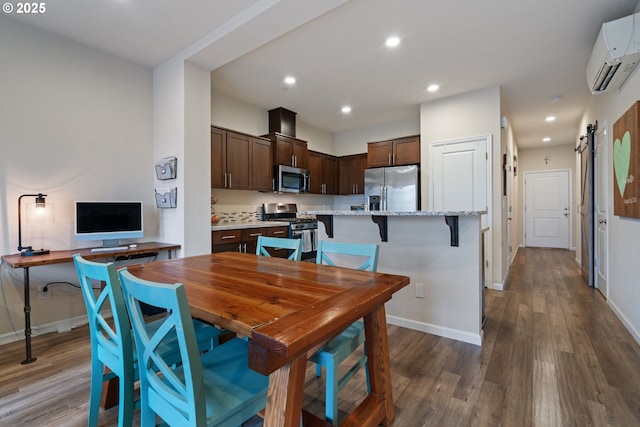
left=524, top=170, right=570, bottom=248
left=595, top=124, right=608, bottom=297
left=430, top=136, right=488, bottom=212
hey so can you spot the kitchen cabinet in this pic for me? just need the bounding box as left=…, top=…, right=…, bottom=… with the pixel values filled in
left=265, top=132, right=308, bottom=169
left=339, top=153, right=367, bottom=195
left=308, top=150, right=338, bottom=195
left=212, top=226, right=289, bottom=257
left=265, top=226, right=291, bottom=258
left=212, top=227, right=265, bottom=254
left=367, top=135, right=420, bottom=168
left=211, top=127, right=251, bottom=190
left=252, top=137, right=274, bottom=191
left=211, top=126, right=272, bottom=191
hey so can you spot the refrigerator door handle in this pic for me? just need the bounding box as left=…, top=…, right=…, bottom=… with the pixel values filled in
left=382, top=185, right=387, bottom=210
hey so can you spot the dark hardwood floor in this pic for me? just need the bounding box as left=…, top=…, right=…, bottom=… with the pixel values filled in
left=1, top=247, right=639, bottom=426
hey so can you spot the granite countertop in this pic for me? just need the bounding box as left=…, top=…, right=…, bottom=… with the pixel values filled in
left=300, top=210, right=487, bottom=217
left=211, top=220, right=289, bottom=231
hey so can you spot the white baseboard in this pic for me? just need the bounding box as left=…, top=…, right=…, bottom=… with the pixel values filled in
left=608, top=299, right=640, bottom=346
left=491, top=282, right=505, bottom=291
left=0, top=314, right=90, bottom=346
left=386, top=315, right=482, bottom=346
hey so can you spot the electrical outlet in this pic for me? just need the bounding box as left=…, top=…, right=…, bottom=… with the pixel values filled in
left=415, top=283, right=425, bottom=299
left=38, top=284, right=50, bottom=299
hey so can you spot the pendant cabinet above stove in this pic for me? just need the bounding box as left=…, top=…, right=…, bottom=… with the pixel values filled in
left=263, top=132, right=308, bottom=169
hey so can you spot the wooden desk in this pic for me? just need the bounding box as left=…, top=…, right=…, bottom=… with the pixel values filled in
left=1, top=242, right=180, bottom=364
left=125, top=252, right=410, bottom=427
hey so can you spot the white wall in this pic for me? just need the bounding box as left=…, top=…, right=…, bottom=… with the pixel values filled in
left=499, top=93, right=520, bottom=270
left=153, top=60, right=212, bottom=256
left=0, top=17, right=155, bottom=337
left=332, top=116, right=420, bottom=156
left=210, top=91, right=334, bottom=153
left=420, top=86, right=504, bottom=287
left=579, top=64, right=640, bottom=344
left=316, top=215, right=483, bottom=345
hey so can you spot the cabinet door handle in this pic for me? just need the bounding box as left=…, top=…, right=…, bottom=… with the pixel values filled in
left=228, top=174, right=232, bottom=188
left=272, top=178, right=275, bottom=191
left=224, top=173, right=227, bottom=188
left=249, top=232, right=262, bottom=237
left=393, top=152, right=396, bottom=164
left=273, top=230, right=285, bottom=235
left=237, top=243, right=242, bottom=252
left=388, top=153, right=391, bottom=165
left=221, top=235, right=236, bottom=240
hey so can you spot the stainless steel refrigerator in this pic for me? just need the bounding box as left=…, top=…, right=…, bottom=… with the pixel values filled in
left=364, top=165, right=420, bottom=211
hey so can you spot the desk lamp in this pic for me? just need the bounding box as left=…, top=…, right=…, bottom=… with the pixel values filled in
left=18, top=193, right=50, bottom=256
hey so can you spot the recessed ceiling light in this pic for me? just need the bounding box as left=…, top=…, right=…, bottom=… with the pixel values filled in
left=545, top=116, right=556, bottom=122
left=341, top=106, right=352, bottom=114
left=550, top=95, right=562, bottom=103
left=427, top=84, right=440, bottom=92
left=284, top=76, right=296, bottom=85
left=385, top=36, right=401, bottom=48
left=543, top=137, right=551, bottom=142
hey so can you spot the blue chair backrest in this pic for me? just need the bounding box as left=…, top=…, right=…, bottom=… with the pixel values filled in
left=73, top=254, right=134, bottom=375
left=118, top=268, right=207, bottom=426
left=256, top=235, right=303, bottom=261
left=315, top=241, right=379, bottom=272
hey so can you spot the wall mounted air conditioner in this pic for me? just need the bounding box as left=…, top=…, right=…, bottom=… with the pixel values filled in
left=587, top=12, right=640, bottom=94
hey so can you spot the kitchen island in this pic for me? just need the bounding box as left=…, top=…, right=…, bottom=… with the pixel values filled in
left=301, top=210, right=486, bottom=345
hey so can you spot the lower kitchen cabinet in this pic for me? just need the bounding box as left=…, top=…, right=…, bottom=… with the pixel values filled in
left=212, top=226, right=289, bottom=257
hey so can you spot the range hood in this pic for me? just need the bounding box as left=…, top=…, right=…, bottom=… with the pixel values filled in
left=268, top=107, right=297, bottom=137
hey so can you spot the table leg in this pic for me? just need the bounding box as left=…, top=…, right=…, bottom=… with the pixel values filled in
left=101, top=372, right=119, bottom=409
left=363, top=305, right=393, bottom=426
left=263, top=355, right=306, bottom=427
left=21, top=267, right=36, bottom=365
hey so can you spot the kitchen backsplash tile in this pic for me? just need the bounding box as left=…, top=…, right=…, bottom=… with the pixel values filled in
left=215, top=211, right=259, bottom=223
left=210, top=188, right=358, bottom=223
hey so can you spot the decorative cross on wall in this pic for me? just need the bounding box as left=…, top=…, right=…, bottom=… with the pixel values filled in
left=544, top=156, right=550, bottom=165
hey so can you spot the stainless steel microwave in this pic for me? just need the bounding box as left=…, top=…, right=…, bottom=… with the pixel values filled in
left=274, top=165, right=309, bottom=193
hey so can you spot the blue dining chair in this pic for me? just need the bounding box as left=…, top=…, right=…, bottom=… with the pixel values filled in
left=311, top=240, right=379, bottom=426
left=118, top=268, right=269, bottom=427
left=256, top=235, right=303, bottom=261
left=73, top=255, right=221, bottom=427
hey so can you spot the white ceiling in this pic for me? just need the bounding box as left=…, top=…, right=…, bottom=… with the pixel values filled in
left=7, top=0, right=639, bottom=149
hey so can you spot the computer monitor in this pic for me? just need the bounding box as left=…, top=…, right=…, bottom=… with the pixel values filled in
left=74, top=201, right=143, bottom=248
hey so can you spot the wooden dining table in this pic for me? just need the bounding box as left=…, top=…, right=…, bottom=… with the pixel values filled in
left=125, top=251, right=410, bottom=427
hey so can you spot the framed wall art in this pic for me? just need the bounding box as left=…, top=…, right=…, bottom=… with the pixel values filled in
left=613, top=101, right=640, bottom=218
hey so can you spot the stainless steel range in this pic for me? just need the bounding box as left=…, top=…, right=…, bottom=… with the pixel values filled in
left=262, top=203, right=317, bottom=260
